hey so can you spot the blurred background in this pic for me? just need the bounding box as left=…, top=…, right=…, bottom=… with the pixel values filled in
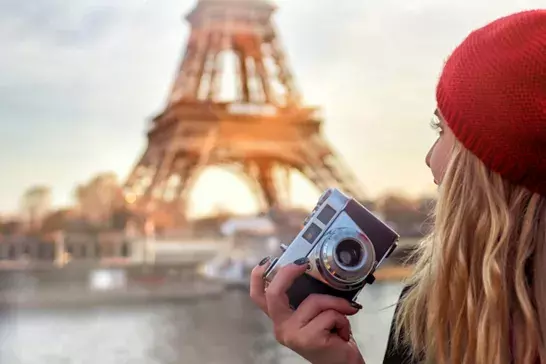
left=0, top=0, right=542, bottom=363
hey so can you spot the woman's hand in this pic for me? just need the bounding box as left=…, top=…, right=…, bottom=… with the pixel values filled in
left=250, top=257, right=366, bottom=364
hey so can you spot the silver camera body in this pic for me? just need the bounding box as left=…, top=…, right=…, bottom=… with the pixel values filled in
left=263, top=188, right=400, bottom=308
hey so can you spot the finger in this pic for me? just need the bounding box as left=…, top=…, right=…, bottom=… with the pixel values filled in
left=303, top=309, right=352, bottom=342
left=249, top=256, right=272, bottom=313
left=292, top=294, right=360, bottom=327
left=265, top=258, right=309, bottom=323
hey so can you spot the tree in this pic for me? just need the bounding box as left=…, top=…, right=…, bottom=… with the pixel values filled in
left=21, top=185, right=52, bottom=232
left=41, top=209, right=73, bottom=233
left=417, top=196, right=436, bottom=216
left=378, top=194, right=415, bottom=219
left=0, top=220, right=24, bottom=236
left=416, top=196, right=436, bottom=235
left=377, top=194, right=428, bottom=237
left=75, top=172, right=124, bottom=225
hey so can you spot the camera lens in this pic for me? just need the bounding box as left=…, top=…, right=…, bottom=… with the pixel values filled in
left=316, top=227, right=376, bottom=289
left=335, top=239, right=363, bottom=268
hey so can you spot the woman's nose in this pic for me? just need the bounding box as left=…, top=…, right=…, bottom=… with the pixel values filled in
left=425, top=149, right=432, bottom=168
left=425, top=141, right=436, bottom=168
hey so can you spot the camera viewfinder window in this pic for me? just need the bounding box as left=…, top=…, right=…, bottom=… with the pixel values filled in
left=303, top=223, right=322, bottom=244
left=317, top=205, right=336, bottom=225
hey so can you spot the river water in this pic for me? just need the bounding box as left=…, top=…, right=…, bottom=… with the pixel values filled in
left=0, top=282, right=404, bottom=364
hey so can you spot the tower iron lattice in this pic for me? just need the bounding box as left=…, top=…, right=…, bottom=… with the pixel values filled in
left=124, top=0, right=364, bottom=215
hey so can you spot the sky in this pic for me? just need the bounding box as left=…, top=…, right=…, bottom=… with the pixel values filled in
left=0, top=0, right=543, bottom=217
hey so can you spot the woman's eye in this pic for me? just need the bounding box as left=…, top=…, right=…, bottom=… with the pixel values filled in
left=430, top=116, right=443, bottom=134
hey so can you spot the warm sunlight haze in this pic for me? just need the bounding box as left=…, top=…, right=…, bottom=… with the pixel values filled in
left=1, top=0, right=542, bottom=217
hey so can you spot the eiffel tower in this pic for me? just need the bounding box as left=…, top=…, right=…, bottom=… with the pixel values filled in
left=124, top=0, right=364, bottom=216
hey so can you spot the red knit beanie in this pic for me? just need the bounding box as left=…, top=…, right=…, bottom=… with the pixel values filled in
left=436, top=9, right=546, bottom=197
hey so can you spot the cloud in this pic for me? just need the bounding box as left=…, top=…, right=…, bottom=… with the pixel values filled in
left=0, top=0, right=191, bottom=212
left=0, top=0, right=140, bottom=47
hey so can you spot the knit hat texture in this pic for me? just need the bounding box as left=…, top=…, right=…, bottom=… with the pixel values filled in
left=436, top=9, right=546, bottom=196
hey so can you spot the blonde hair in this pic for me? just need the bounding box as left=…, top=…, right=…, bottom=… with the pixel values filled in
left=396, top=142, right=546, bottom=364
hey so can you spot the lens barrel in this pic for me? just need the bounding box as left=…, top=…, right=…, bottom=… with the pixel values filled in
left=316, top=228, right=376, bottom=289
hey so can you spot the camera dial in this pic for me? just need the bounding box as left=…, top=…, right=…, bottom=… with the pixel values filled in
left=317, top=188, right=334, bottom=205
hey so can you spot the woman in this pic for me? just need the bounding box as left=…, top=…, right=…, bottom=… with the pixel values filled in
left=250, top=9, right=546, bottom=364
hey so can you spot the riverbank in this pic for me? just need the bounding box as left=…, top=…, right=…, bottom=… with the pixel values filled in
left=0, top=261, right=413, bottom=309
left=375, top=265, right=413, bottom=281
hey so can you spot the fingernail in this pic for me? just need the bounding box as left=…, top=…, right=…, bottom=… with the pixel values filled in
left=350, top=302, right=363, bottom=310
left=294, top=257, right=309, bottom=266
left=259, top=256, right=270, bottom=266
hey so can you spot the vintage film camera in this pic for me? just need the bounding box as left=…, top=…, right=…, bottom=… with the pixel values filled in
left=263, top=188, right=400, bottom=309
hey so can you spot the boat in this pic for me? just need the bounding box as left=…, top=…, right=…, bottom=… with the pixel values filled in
left=200, top=215, right=280, bottom=287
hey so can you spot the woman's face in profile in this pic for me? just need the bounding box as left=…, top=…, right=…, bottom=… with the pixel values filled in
left=426, top=109, right=456, bottom=185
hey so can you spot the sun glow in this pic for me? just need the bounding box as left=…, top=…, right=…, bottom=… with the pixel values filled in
left=187, top=166, right=321, bottom=218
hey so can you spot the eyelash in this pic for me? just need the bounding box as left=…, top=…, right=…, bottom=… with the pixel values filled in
left=430, top=116, right=443, bottom=133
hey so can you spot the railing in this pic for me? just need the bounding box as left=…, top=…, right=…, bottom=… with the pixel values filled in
left=227, top=102, right=278, bottom=116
